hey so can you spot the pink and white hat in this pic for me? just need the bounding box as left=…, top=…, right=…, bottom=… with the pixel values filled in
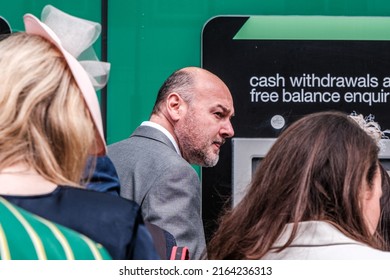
left=23, top=5, right=110, bottom=155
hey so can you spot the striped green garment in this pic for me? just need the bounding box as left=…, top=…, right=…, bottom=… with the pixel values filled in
left=0, top=196, right=112, bottom=260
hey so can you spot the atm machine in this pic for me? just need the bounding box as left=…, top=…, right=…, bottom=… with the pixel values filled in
left=232, top=137, right=390, bottom=207
left=231, top=138, right=276, bottom=207
left=201, top=15, right=390, bottom=241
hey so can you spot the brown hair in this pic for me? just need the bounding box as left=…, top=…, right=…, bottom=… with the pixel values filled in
left=0, top=32, right=95, bottom=186
left=208, top=111, right=381, bottom=259
left=379, top=163, right=390, bottom=250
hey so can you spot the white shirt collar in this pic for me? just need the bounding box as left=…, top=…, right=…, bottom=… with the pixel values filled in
left=273, top=221, right=361, bottom=248
left=141, top=121, right=181, bottom=155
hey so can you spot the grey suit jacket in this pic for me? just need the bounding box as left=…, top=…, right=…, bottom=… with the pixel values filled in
left=108, top=125, right=206, bottom=259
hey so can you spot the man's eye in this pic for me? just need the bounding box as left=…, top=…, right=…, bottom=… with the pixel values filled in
left=214, top=112, right=223, bottom=118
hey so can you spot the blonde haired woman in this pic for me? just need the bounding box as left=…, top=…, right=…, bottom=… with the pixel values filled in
left=0, top=6, right=158, bottom=259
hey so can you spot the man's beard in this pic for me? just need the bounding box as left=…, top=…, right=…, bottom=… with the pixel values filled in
left=174, top=116, right=220, bottom=167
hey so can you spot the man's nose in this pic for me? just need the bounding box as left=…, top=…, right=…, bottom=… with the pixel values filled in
left=221, top=120, right=234, bottom=138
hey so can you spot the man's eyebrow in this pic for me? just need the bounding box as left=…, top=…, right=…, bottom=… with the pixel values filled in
left=214, top=104, right=234, bottom=116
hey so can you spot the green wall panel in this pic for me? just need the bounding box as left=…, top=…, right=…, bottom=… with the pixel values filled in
left=107, top=0, right=390, bottom=147
left=2, top=0, right=101, bottom=32
left=107, top=0, right=390, bottom=177
left=4, top=0, right=390, bottom=176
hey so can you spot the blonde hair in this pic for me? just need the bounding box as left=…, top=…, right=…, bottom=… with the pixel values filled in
left=0, top=32, right=96, bottom=186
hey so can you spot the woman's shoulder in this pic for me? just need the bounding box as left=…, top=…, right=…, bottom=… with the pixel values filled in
left=340, top=244, right=390, bottom=259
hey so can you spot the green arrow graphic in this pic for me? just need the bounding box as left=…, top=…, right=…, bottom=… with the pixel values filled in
left=234, top=16, right=390, bottom=40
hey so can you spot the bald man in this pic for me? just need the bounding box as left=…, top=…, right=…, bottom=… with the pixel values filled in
left=108, top=67, right=235, bottom=259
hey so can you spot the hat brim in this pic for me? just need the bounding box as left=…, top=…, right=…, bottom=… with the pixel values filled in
left=0, top=16, right=11, bottom=34
left=24, top=14, right=106, bottom=155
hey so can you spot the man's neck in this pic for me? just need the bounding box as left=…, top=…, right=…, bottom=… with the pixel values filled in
left=143, top=116, right=181, bottom=155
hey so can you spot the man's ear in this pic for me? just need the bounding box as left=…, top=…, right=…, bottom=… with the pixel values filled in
left=166, top=92, right=186, bottom=121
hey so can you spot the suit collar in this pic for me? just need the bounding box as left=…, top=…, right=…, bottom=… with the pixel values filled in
left=131, top=125, right=180, bottom=155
